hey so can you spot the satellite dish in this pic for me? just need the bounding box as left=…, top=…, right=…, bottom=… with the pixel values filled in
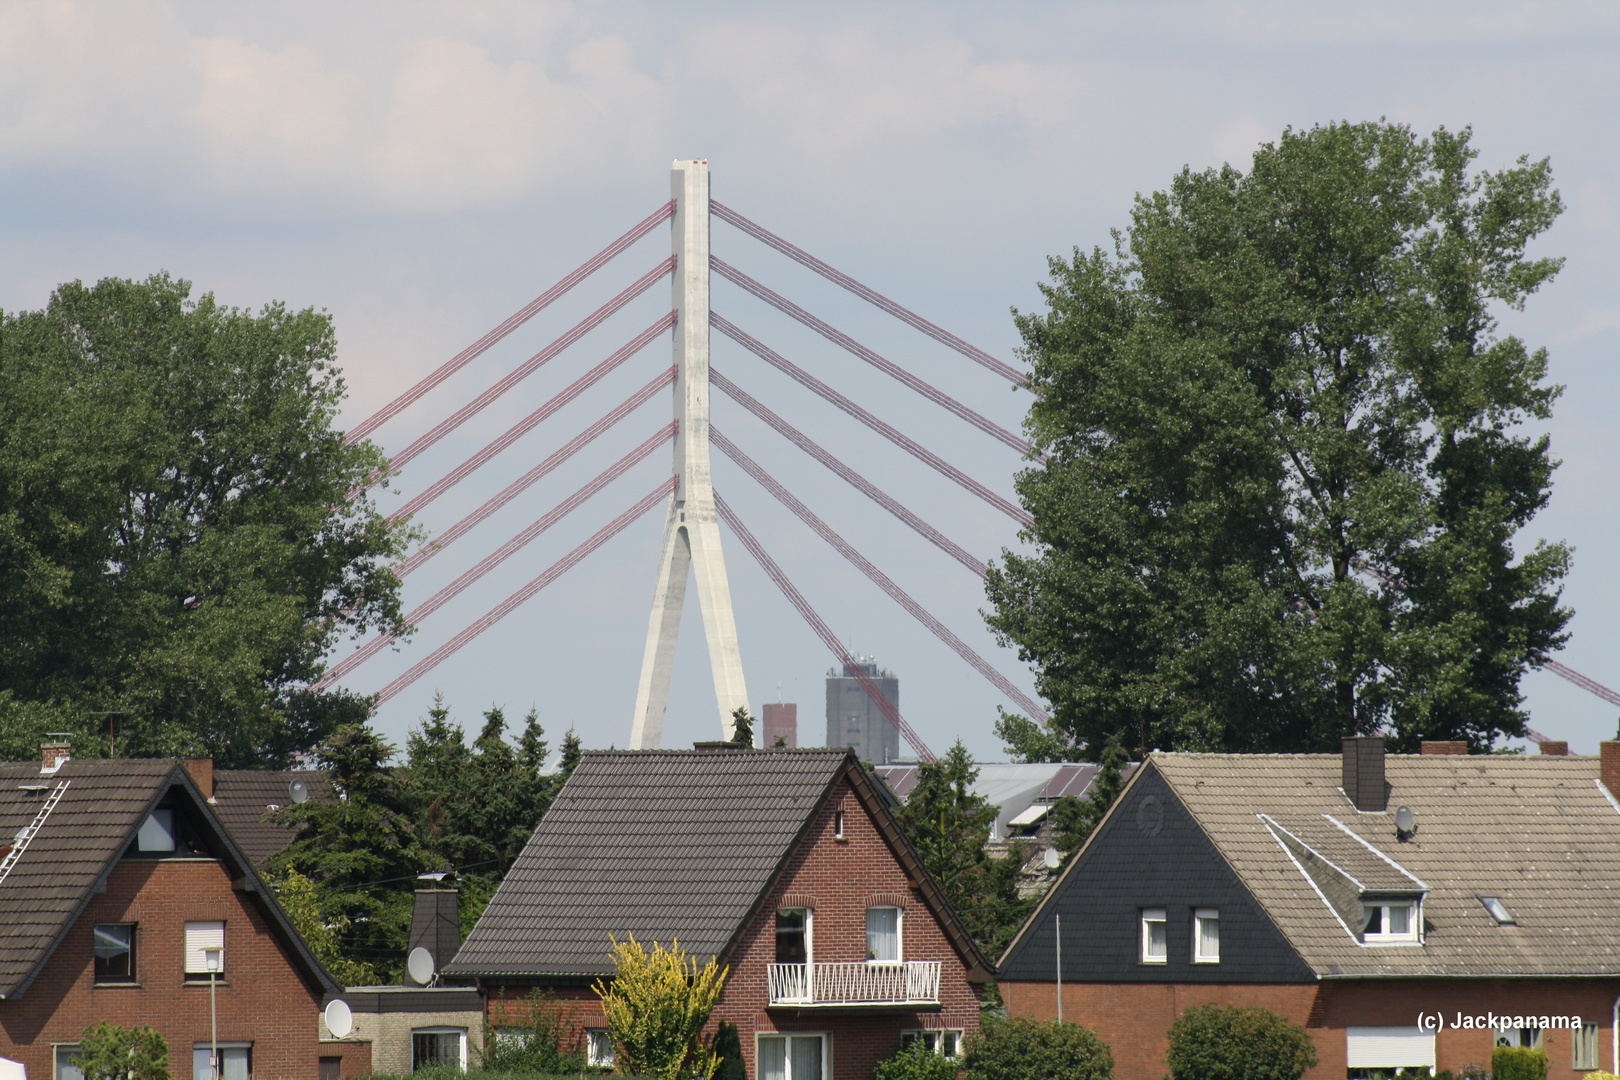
left=1395, top=805, right=1415, bottom=833
left=289, top=779, right=310, bottom=804
left=324, top=999, right=354, bottom=1038
left=407, top=946, right=435, bottom=985
left=1043, top=847, right=1062, bottom=870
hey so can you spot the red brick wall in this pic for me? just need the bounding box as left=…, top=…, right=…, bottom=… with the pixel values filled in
left=486, top=776, right=984, bottom=1079
left=1003, top=978, right=1620, bottom=1080
left=0, top=859, right=335, bottom=1080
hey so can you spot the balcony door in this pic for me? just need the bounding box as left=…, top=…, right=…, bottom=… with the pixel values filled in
left=776, top=908, right=811, bottom=964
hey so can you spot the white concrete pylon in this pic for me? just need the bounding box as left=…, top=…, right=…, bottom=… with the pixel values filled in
left=629, top=160, right=750, bottom=748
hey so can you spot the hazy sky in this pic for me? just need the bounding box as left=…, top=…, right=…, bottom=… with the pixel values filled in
left=4, top=1, right=1616, bottom=761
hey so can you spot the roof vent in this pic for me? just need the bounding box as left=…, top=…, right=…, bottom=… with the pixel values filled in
left=1479, top=895, right=1515, bottom=925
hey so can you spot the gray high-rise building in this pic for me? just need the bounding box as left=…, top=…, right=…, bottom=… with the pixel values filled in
left=825, top=658, right=900, bottom=764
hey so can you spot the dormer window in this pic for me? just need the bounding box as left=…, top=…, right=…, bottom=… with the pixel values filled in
left=136, top=809, right=176, bottom=853
left=1362, top=898, right=1420, bottom=943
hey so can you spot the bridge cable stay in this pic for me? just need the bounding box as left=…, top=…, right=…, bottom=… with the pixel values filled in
left=711, top=200, right=1029, bottom=386
left=711, top=313, right=1032, bottom=526
left=373, top=479, right=677, bottom=705
left=346, top=201, right=675, bottom=446
left=713, top=491, right=936, bottom=762
left=393, top=374, right=676, bottom=578
left=712, top=257, right=1033, bottom=457
left=386, top=318, right=674, bottom=524
left=709, top=369, right=985, bottom=577
left=348, top=263, right=675, bottom=499
left=712, top=427, right=1048, bottom=723
left=316, top=427, right=675, bottom=690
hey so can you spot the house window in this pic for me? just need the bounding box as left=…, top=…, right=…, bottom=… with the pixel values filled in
left=586, top=1030, right=615, bottom=1068
left=1346, top=1027, right=1435, bottom=1077
left=1193, top=909, right=1219, bottom=963
left=1140, top=908, right=1167, bottom=964
left=1362, top=901, right=1419, bottom=943
left=866, top=907, right=901, bottom=963
left=776, top=908, right=810, bottom=965
left=1575, top=1023, right=1600, bottom=1070
left=901, top=1030, right=962, bottom=1059
left=318, top=1057, right=343, bottom=1080
left=192, top=1044, right=251, bottom=1080
left=411, top=1029, right=466, bottom=1071
left=758, top=1034, right=826, bottom=1080
left=137, top=809, right=177, bottom=853
left=184, top=921, right=225, bottom=979
left=834, top=810, right=845, bottom=839
left=94, top=924, right=137, bottom=982
left=54, top=1045, right=83, bottom=1080
left=492, top=1027, right=527, bottom=1051
left=1496, top=1026, right=1542, bottom=1049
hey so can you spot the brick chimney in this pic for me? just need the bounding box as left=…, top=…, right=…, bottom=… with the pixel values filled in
left=405, top=883, right=460, bottom=986
left=1538, top=741, right=1569, bottom=757
left=1601, top=743, right=1620, bottom=799
left=1342, top=736, right=1387, bottom=812
left=40, top=740, right=71, bottom=775
left=183, top=758, right=214, bottom=798
left=1420, top=741, right=1468, bottom=755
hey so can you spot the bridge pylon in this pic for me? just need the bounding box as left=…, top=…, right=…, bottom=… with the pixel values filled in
left=628, top=160, right=750, bottom=748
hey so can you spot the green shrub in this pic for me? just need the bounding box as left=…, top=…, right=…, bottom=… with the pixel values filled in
left=712, top=1022, right=746, bottom=1080
left=479, top=989, right=586, bottom=1073
left=1493, top=1046, right=1549, bottom=1080
left=962, top=1017, right=1113, bottom=1080
left=78, top=1022, right=170, bottom=1080
left=1165, top=1004, right=1316, bottom=1080
left=875, top=1040, right=959, bottom=1080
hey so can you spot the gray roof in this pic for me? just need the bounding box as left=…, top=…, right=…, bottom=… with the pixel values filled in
left=0, top=758, right=338, bottom=999
left=1151, top=753, right=1620, bottom=977
left=446, top=748, right=991, bottom=980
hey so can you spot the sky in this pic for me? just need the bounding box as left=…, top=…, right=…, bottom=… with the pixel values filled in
left=3, top=1, right=1617, bottom=762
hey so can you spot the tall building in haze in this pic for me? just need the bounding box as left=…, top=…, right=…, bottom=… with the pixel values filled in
left=763, top=703, right=798, bottom=748
left=825, top=658, right=900, bottom=764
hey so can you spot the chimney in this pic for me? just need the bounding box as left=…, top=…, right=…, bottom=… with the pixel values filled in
left=1601, top=743, right=1620, bottom=800
left=183, top=758, right=214, bottom=798
left=405, top=883, right=460, bottom=986
left=40, top=739, right=71, bottom=775
left=1420, top=741, right=1468, bottom=756
left=1538, top=741, right=1569, bottom=757
left=1342, top=736, right=1387, bottom=812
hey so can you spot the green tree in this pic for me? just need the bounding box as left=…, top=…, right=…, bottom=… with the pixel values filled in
left=711, top=1021, right=747, bottom=1080
left=1049, top=732, right=1127, bottom=857
left=986, top=121, right=1570, bottom=756
left=961, top=1017, right=1114, bottom=1080
left=76, top=1021, right=170, bottom=1080
left=730, top=705, right=755, bottom=748
left=0, top=273, right=414, bottom=766
left=1165, top=1004, right=1316, bottom=1080
left=875, top=1040, right=960, bottom=1080
left=896, top=740, right=1030, bottom=955
left=270, top=867, right=381, bottom=986
left=593, top=934, right=728, bottom=1080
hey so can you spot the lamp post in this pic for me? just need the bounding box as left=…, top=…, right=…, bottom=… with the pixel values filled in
left=204, top=946, right=221, bottom=1080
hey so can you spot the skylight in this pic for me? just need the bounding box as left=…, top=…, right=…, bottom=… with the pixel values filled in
left=1479, top=895, right=1515, bottom=925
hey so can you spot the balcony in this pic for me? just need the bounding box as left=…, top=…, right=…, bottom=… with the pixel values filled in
left=767, top=962, right=941, bottom=1008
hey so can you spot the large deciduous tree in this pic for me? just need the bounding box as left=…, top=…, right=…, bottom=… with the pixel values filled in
left=0, top=273, right=412, bottom=765
left=986, top=122, right=1570, bottom=756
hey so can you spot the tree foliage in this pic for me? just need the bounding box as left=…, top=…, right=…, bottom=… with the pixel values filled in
left=875, top=1040, right=960, bottom=1080
left=593, top=934, right=728, bottom=1080
left=1049, top=732, right=1127, bottom=857
left=895, top=740, right=1031, bottom=956
left=987, top=121, right=1570, bottom=756
left=76, top=1022, right=171, bottom=1080
left=961, top=1017, right=1114, bottom=1080
left=0, top=273, right=413, bottom=766
left=1164, top=1004, right=1316, bottom=1080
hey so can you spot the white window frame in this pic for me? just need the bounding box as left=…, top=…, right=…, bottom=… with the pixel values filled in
left=776, top=907, right=813, bottom=966
left=756, top=1033, right=828, bottom=1080
left=183, top=921, right=226, bottom=977
left=192, top=1042, right=252, bottom=1080
left=1495, top=1025, right=1543, bottom=1049
left=53, top=1044, right=83, bottom=1080
left=901, top=1030, right=962, bottom=1059
left=1575, top=1022, right=1600, bottom=1070
left=1140, top=908, right=1167, bottom=964
left=1361, top=900, right=1420, bottom=944
left=585, top=1029, right=615, bottom=1069
left=411, top=1027, right=467, bottom=1072
left=1193, top=908, right=1219, bottom=963
left=865, top=906, right=902, bottom=965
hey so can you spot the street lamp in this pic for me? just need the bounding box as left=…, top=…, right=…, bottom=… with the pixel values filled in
left=204, top=946, right=222, bottom=1080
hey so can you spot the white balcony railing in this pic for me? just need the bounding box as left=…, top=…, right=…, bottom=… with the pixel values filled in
left=767, top=961, right=941, bottom=1006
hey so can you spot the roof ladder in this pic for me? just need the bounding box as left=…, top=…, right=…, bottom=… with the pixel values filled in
left=0, top=779, right=70, bottom=887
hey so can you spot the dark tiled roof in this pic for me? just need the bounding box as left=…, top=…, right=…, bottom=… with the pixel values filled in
left=212, top=770, right=327, bottom=867
left=1152, top=753, right=1620, bottom=977
left=447, top=749, right=850, bottom=978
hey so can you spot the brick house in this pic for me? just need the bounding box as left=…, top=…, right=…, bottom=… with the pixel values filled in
left=443, top=747, right=994, bottom=1080
left=0, top=749, right=356, bottom=1080
left=997, top=737, right=1620, bottom=1080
